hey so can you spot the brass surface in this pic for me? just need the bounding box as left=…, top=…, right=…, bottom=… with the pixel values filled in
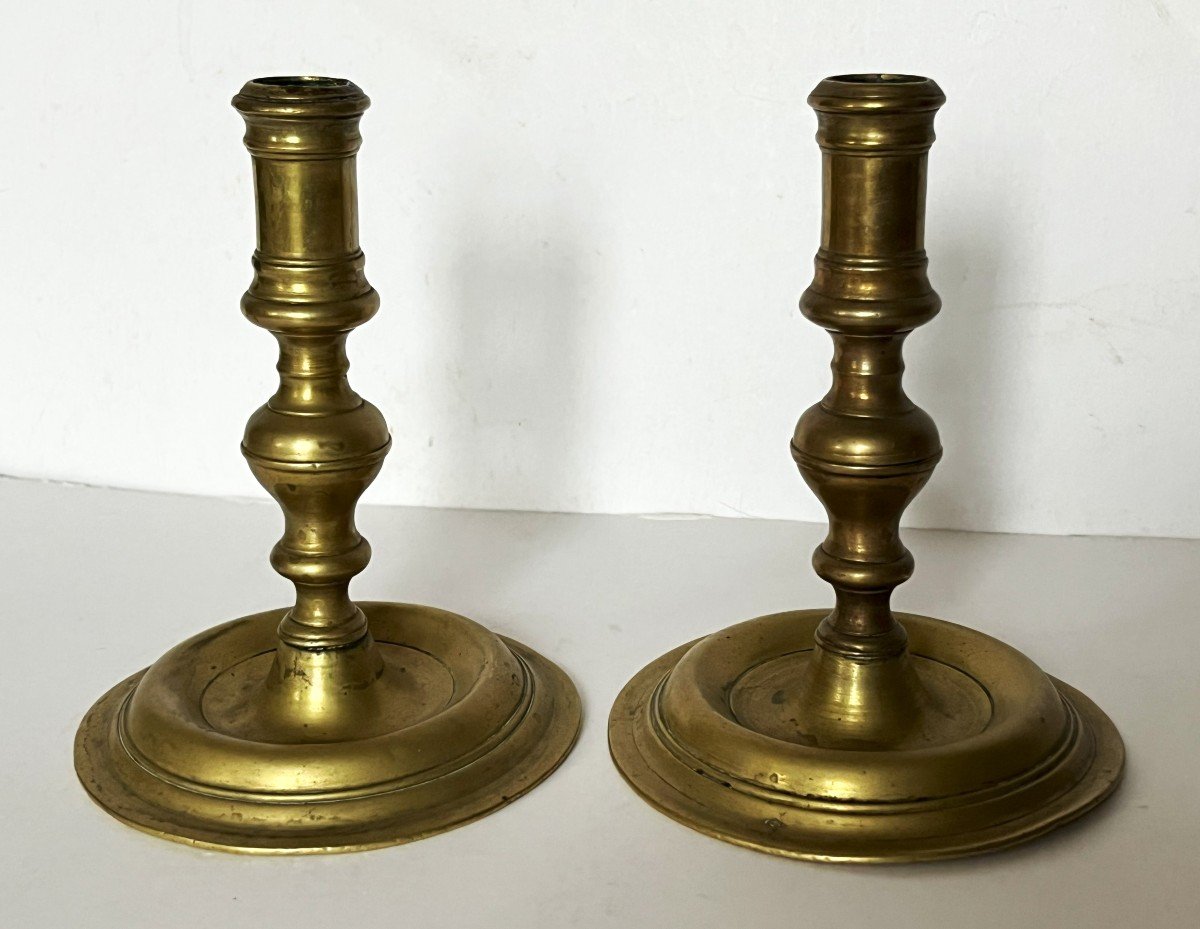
left=75, top=77, right=580, bottom=853
left=609, top=74, right=1124, bottom=862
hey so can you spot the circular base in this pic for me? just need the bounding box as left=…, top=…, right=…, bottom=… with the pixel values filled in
left=609, top=610, right=1124, bottom=863
left=76, top=602, right=581, bottom=854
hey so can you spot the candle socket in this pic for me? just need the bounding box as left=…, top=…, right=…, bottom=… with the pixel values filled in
left=608, top=74, right=1124, bottom=863
left=74, top=77, right=580, bottom=854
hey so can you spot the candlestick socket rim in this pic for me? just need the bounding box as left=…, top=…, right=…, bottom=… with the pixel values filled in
left=809, top=73, right=946, bottom=114
left=233, top=75, right=370, bottom=119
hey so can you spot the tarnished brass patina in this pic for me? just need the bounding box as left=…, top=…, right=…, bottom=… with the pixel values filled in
left=609, top=74, right=1124, bottom=862
left=75, top=77, right=581, bottom=853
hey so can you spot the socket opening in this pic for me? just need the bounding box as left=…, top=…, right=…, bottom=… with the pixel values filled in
left=829, top=74, right=927, bottom=84
left=252, top=76, right=351, bottom=89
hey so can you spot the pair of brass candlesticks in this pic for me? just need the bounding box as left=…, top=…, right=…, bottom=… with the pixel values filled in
left=75, top=74, right=1124, bottom=862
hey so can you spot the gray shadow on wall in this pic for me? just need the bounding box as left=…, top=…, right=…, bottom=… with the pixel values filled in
left=905, top=199, right=1010, bottom=536
left=896, top=185, right=1017, bottom=617
left=393, top=171, right=600, bottom=637
left=440, top=201, right=593, bottom=514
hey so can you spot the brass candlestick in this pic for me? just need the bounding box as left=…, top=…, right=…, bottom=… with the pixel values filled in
left=75, top=77, right=581, bottom=854
left=608, top=74, right=1124, bottom=862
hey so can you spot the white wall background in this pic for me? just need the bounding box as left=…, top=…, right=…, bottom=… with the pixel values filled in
left=2, top=1, right=1198, bottom=537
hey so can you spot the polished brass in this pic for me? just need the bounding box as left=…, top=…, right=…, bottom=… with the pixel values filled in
left=75, top=76, right=581, bottom=853
left=609, top=74, right=1124, bottom=862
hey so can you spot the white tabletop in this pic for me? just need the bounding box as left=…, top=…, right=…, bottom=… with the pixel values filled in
left=2, top=477, right=1196, bottom=928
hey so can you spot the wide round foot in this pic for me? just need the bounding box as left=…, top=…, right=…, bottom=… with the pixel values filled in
left=76, top=602, right=581, bottom=854
left=608, top=610, right=1123, bottom=863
